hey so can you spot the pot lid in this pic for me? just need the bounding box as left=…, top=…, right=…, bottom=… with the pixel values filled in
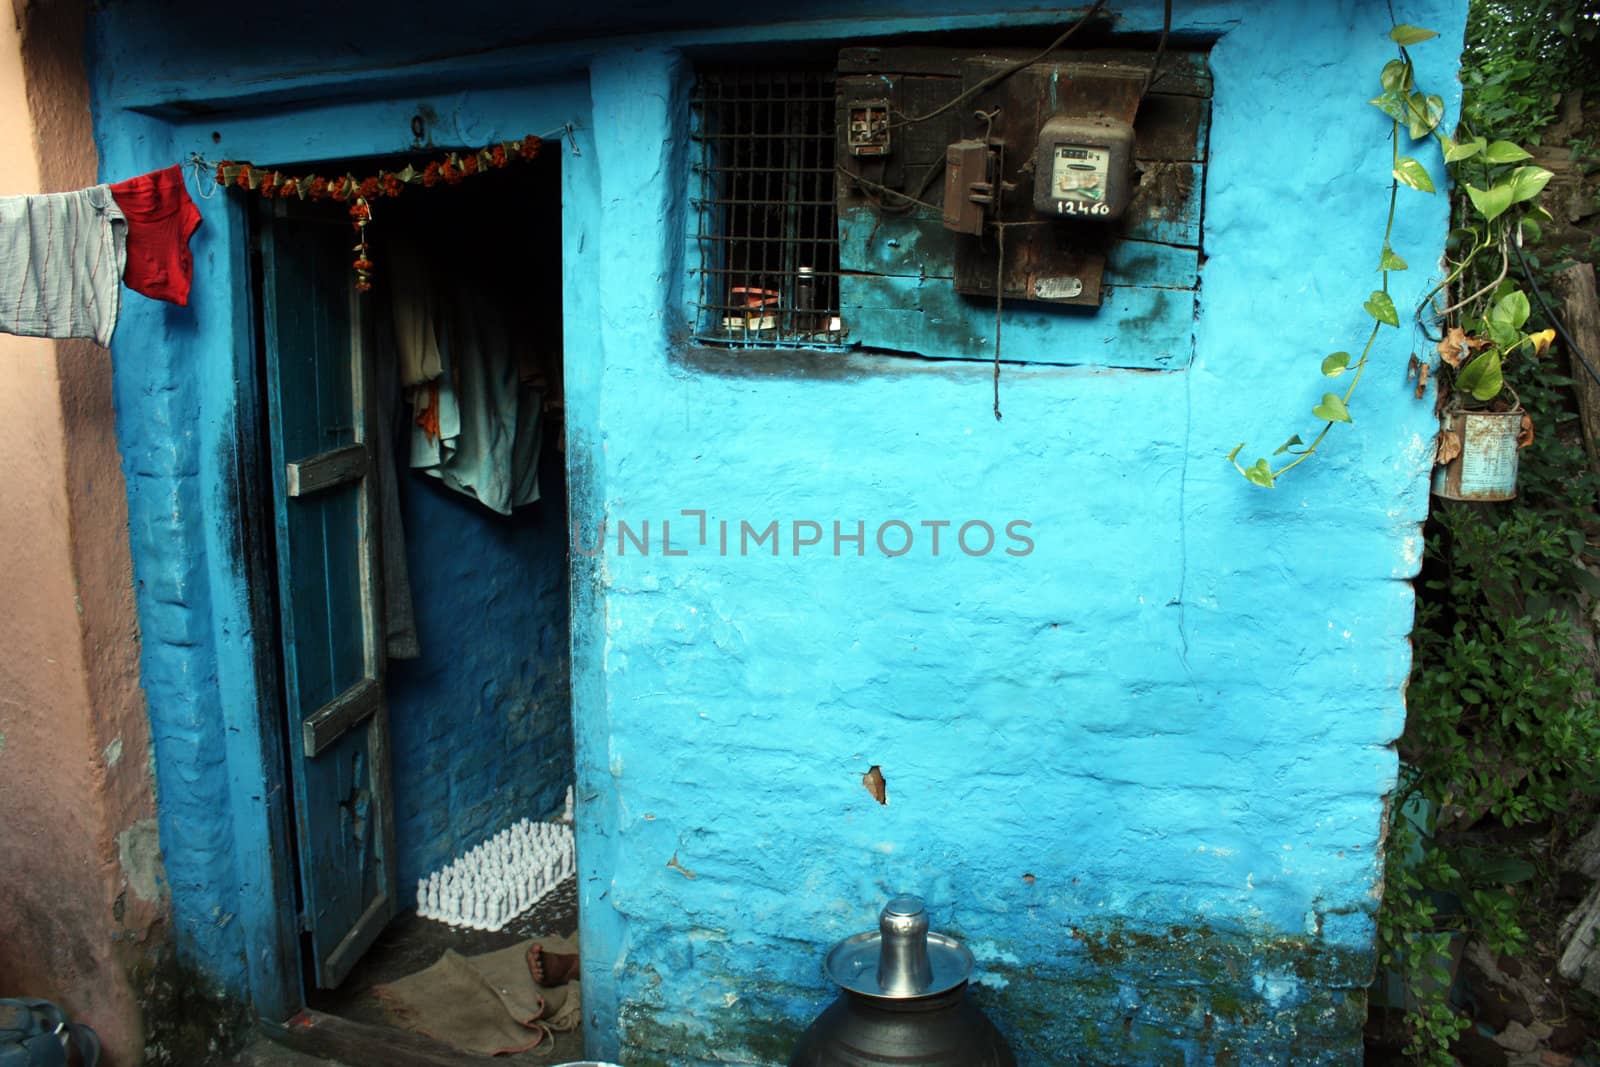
left=823, top=895, right=974, bottom=1000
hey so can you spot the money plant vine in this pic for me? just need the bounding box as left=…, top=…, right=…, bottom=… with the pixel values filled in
left=1229, top=22, right=1555, bottom=488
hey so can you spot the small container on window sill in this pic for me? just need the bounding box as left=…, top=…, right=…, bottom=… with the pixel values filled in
left=721, top=315, right=777, bottom=333
left=725, top=287, right=780, bottom=335
left=795, top=266, right=820, bottom=334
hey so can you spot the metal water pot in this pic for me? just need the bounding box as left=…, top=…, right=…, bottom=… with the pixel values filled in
left=789, top=895, right=1016, bottom=1066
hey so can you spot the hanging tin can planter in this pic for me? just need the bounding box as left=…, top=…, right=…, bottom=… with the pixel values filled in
left=1431, top=390, right=1528, bottom=502
left=789, top=895, right=1016, bottom=1067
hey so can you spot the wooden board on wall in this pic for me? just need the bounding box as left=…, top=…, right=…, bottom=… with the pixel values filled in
left=834, top=45, right=1212, bottom=369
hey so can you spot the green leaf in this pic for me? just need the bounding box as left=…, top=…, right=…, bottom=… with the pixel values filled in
left=1491, top=289, right=1530, bottom=333
left=1454, top=846, right=1537, bottom=885
left=1466, top=181, right=1515, bottom=221
left=1483, top=140, right=1532, bottom=164
left=1393, top=156, right=1435, bottom=192
left=1519, top=217, right=1542, bottom=244
left=1488, top=318, right=1519, bottom=349
left=1226, top=443, right=1245, bottom=463
left=1369, top=88, right=1408, bottom=122
left=1379, top=246, right=1409, bottom=271
left=1443, top=136, right=1484, bottom=162
left=1380, top=59, right=1413, bottom=92
left=1312, top=393, right=1352, bottom=423
left=1365, top=290, right=1399, bottom=327
left=1389, top=24, right=1438, bottom=45
left=1456, top=350, right=1504, bottom=401
left=1273, top=435, right=1304, bottom=456
left=1244, top=459, right=1276, bottom=488
left=1507, top=165, right=1553, bottom=205
left=1405, top=93, right=1445, bottom=139
left=1571, top=566, right=1600, bottom=597
left=1322, top=351, right=1352, bottom=376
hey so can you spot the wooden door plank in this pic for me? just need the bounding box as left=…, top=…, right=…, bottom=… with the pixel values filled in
left=287, top=443, right=369, bottom=497
left=303, top=676, right=382, bottom=758
left=261, top=203, right=396, bottom=991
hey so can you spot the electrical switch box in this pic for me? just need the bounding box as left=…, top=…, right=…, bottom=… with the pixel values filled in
left=1032, top=115, right=1135, bottom=220
left=847, top=100, right=892, bottom=157
left=943, top=140, right=993, bottom=235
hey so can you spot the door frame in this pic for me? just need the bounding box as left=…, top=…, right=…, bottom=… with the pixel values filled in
left=207, top=81, right=602, bottom=1029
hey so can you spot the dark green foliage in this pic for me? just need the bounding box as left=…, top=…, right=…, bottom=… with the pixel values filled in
left=1375, top=6, right=1600, bottom=1063
left=1461, top=2, right=1600, bottom=144
left=1381, top=371, right=1600, bottom=1062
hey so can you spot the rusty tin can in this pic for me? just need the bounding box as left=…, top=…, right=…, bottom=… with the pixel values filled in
left=1431, top=406, right=1524, bottom=502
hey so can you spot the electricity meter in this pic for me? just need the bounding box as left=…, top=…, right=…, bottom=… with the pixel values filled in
left=1032, top=114, right=1135, bottom=221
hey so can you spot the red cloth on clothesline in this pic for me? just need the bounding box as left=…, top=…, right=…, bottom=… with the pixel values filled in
left=109, top=165, right=201, bottom=306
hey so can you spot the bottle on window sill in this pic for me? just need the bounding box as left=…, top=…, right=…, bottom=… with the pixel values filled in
left=795, top=266, right=819, bottom=337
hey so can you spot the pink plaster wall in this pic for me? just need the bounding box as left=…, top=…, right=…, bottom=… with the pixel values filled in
left=0, top=3, right=164, bottom=1063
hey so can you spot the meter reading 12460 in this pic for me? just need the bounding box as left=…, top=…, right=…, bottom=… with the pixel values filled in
left=1032, top=114, right=1135, bottom=222
left=1051, top=145, right=1112, bottom=216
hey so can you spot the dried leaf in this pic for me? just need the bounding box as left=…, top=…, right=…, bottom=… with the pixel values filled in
left=1436, top=429, right=1462, bottom=465
left=1414, top=362, right=1431, bottom=400
left=1517, top=414, right=1534, bottom=449
left=862, top=765, right=887, bottom=805
left=1529, top=328, right=1556, bottom=357
left=1438, top=326, right=1468, bottom=367
left=1436, top=326, right=1490, bottom=368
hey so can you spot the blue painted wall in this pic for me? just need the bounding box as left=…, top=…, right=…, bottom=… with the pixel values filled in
left=86, top=1, right=1464, bottom=1062
left=387, top=450, right=572, bottom=894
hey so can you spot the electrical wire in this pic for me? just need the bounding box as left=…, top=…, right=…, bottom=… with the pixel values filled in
left=865, top=155, right=949, bottom=216
left=886, top=0, right=1110, bottom=130
left=993, top=220, right=1005, bottom=421
left=837, top=164, right=945, bottom=215
left=1142, top=0, right=1174, bottom=98
left=1512, top=238, right=1600, bottom=392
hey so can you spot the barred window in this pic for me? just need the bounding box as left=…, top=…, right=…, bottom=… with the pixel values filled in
left=690, top=69, right=844, bottom=349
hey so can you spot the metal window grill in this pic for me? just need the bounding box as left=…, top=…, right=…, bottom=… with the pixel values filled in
left=691, top=69, right=844, bottom=349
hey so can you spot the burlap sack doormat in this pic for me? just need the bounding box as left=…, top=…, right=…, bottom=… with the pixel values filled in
left=374, top=935, right=581, bottom=1056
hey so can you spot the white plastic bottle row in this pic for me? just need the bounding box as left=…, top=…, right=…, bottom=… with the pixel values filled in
left=415, top=815, right=576, bottom=932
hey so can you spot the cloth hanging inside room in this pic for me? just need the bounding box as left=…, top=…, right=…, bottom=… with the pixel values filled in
left=0, top=186, right=127, bottom=347
left=373, top=303, right=422, bottom=661
left=388, top=235, right=542, bottom=517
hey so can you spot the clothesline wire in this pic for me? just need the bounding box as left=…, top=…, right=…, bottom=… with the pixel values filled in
left=184, top=122, right=583, bottom=202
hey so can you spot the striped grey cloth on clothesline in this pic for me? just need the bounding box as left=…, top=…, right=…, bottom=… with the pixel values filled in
left=0, top=185, right=126, bottom=348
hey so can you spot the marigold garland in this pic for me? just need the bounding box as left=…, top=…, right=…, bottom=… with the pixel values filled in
left=215, top=135, right=544, bottom=292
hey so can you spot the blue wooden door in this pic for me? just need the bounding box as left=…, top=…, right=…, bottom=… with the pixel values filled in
left=260, top=203, right=397, bottom=988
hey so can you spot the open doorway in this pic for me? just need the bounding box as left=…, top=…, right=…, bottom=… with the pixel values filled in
left=251, top=147, right=581, bottom=1062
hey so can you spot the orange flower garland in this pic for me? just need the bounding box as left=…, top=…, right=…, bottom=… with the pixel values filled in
left=214, top=135, right=545, bottom=292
